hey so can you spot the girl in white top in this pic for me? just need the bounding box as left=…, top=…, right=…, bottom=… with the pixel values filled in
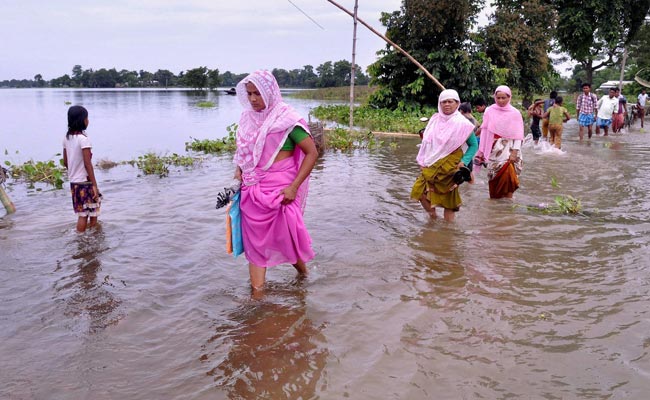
left=62, top=105, right=101, bottom=232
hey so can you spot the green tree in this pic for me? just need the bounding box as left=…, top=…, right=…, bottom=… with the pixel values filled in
left=368, top=0, right=495, bottom=109
left=139, top=70, right=154, bottom=87
left=71, top=65, right=83, bottom=87
left=182, top=66, right=208, bottom=90
left=50, top=74, right=72, bottom=88
left=316, top=61, right=336, bottom=87
left=119, top=69, right=139, bottom=87
left=481, top=0, right=557, bottom=101
left=207, top=68, right=221, bottom=90
left=272, top=68, right=291, bottom=86
left=153, top=69, right=176, bottom=88
left=33, top=74, right=44, bottom=87
left=552, top=0, right=650, bottom=84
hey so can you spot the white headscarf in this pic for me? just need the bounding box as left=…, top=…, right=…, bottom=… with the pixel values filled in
left=416, top=89, right=475, bottom=167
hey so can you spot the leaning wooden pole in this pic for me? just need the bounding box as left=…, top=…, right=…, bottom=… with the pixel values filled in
left=326, top=0, right=445, bottom=91
left=0, top=186, right=16, bottom=215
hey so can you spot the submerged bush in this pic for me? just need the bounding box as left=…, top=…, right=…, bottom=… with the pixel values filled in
left=325, top=128, right=383, bottom=151
left=312, top=104, right=434, bottom=134
left=4, top=158, right=65, bottom=189
left=130, top=153, right=200, bottom=177
left=185, top=123, right=237, bottom=153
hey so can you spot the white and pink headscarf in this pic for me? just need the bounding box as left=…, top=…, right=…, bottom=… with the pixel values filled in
left=416, top=89, right=475, bottom=167
left=477, top=85, right=524, bottom=158
left=233, top=70, right=308, bottom=179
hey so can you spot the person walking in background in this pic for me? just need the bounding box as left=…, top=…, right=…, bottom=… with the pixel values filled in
left=541, top=91, right=558, bottom=142
left=233, top=70, right=318, bottom=294
left=474, top=86, right=525, bottom=199
left=596, top=88, right=618, bottom=136
left=543, top=96, right=571, bottom=149
left=576, top=83, right=598, bottom=140
left=527, top=99, right=544, bottom=144
left=411, top=90, right=478, bottom=222
left=612, top=88, right=626, bottom=133
left=637, top=88, right=648, bottom=129
left=62, top=105, right=101, bottom=232
left=473, top=98, right=487, bottom=114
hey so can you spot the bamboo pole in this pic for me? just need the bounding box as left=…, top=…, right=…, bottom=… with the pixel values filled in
left=0, top=186, right=16, bottom=215
left=618, top=47, right=628, bottom=91
left=349, top=0, right=359, bottom=131
left=326, top=0, right=445, bottom=91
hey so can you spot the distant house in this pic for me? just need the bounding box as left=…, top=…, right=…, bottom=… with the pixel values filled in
left=597, top=80, right=634, bottom=91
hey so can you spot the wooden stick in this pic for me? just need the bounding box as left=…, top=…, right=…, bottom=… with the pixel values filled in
left=326, top=0, right=445, bottom=91
left=0, top=186, right=16, bottom=215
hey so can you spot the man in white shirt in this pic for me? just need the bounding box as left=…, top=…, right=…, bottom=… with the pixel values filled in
left=637, top=89, right=648, bottom=128
left=595, top=88, right=618, bottom=136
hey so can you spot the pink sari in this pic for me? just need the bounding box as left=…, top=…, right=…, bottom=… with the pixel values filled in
left=234, top=70, right=314, bottom=267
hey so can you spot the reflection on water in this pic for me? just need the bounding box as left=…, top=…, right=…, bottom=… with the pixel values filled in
left=203, top=287, right=328, bottom=399
left=54, top=225, right=123, bottom=333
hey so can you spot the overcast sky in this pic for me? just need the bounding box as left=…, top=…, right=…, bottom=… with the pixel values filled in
left=1, top=0, right=409, bottom=80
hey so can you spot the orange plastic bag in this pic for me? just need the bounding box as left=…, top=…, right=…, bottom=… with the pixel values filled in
left=225, top=203, right=233, bottom=254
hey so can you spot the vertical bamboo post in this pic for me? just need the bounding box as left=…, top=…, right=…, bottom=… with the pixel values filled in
left=349, top=0, right=359, bottom=132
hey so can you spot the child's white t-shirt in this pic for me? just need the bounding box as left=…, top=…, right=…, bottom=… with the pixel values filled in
left=63, top=133, right=92, bottom=183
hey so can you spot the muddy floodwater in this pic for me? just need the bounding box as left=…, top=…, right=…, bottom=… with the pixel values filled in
left=1, top=89, right=650, bottom=399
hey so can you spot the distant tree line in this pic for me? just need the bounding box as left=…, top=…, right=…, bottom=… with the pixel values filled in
left=0, top=60, right=369, bottom=90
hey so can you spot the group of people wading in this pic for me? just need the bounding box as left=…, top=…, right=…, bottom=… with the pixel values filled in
left=230, top=76, right=528, bottom=292
left=412, top=86, right=524, bottom=222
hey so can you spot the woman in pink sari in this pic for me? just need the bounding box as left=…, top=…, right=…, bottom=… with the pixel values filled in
left=474, top=86, right=525, bottom=199
left=233, top=70, right=318, bottom=292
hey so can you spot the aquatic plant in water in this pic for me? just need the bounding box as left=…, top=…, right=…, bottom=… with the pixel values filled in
left=516, top=176, right=583, bottom=215
left=4, top=154, right=65, bottom=189
left=185, top=123, right=237, bottom=154
left=196, top=101, right=215, bottom=108
left=130, top=153, right=200, bottom=178
left=325, top=128, right=383, bottom=151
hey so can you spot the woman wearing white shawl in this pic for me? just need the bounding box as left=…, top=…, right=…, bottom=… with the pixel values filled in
left=410, top=89, right=478, bottom=222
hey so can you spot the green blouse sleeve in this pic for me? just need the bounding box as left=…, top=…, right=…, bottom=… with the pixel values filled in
left=461, top=131, right=478, bottom=166
left=280, top=126, right=310, bottom=151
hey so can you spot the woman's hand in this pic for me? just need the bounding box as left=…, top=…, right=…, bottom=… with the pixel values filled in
left=457, top=161, right=465, bottom=169
left=281, top=185, right=298, bottom=205
left=509, top=149, right=519, bottom=162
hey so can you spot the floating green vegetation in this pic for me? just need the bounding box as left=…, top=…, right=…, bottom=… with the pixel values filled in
left=4, top=159, right=65, bottom=189
left=312, top=104, right=434, bottom=134
left=518, top=195, right=583, bottom=215
left=325, top=128, right=383, bottom=151
left=185, top=123, right=237, bottom=153
left=64, top=101, right=72, bottom=105
left=516, top=177, right=584, bottom=216
left=130, top=152, right=200, bottom=177
left=196, top=101, right=215, bottom=108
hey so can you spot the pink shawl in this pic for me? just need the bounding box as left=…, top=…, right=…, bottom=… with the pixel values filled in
left=416, top=89, right=475, bottom=167
left=233, top=70, right=308, bottom=186
left=477, top=85, right=524, bottom=159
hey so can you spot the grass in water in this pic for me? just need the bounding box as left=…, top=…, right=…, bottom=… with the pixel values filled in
left=196, top=101, right=215, bottom=108
left=4, top=158, right=66, bottom=189
left=129, top=153, right=200, bottom=177
left=325, top=128, right=383, bottom=151
left=312, top=104, right=434, bottom=134
left=185, top=123, right=237, bottom=153
left=516, top=176, right=583, bottom=215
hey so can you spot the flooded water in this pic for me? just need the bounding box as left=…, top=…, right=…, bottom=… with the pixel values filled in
left=2, top=90, right=650, bottom=399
